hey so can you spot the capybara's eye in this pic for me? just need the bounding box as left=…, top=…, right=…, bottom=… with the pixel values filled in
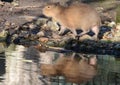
left=47, top=6, right=50, bottom=8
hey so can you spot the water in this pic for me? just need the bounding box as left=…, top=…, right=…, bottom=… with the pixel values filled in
left=0, top=53, right=5, bottom=84
left=0, top=44, right=120, bottom=85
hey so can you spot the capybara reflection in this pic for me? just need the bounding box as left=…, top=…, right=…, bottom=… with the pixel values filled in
left=40, top=54, right=97, bottom=83
left=62, top=55, right=97, bottom=83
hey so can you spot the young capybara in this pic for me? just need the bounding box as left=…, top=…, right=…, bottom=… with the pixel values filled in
left=42, top=3, right=101, bottom=40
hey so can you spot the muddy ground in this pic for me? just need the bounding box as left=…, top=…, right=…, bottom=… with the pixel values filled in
left=0, top=0, right=44, bottom=28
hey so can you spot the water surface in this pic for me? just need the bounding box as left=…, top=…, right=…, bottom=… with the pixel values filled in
left=0, top=44, right=119, bottom=85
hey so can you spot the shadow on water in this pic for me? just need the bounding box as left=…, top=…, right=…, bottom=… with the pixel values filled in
left=0, top=53, right=5, bottom=82
left=0, top=55, right=5, bottom=75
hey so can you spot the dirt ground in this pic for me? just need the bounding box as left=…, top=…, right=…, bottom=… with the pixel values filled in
left=0, top=0, right=44, bottom=27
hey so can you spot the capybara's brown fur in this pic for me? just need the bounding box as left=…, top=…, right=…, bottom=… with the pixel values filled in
left=43, top=3, right=101, bottom=40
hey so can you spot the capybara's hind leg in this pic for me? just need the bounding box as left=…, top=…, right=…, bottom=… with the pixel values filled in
left=91, top=25, right=99, bottom=40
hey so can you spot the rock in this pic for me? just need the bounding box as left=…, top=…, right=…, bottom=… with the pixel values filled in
left=36, top=18, right=48, bottom=26
left=22, top=25, right=29, bottom=29
left=46, top=41, right=55, bottom=46
left=12, top=1, right=19, bottom=6
left=96, top=7, right=104, bottom=12
left=107, top=21, right=116, bottom=28
left=102, top=31, right=114, bottom=40
left=0, top=30, right=7, bottom=37
left=47, top=21, right=59, bottom=31
left=52, top=32, right=61, bottom=39
left=11, top=23, right=16, bottom=26
left=29, top=24, right=37, bottom=29
left=79, top=35, right=92, bottom=41
left=5, top=21, right=11, bottom=26
left=37, top=31, right=45, bottom=37
left=39, top=37, right=49, bottom=42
